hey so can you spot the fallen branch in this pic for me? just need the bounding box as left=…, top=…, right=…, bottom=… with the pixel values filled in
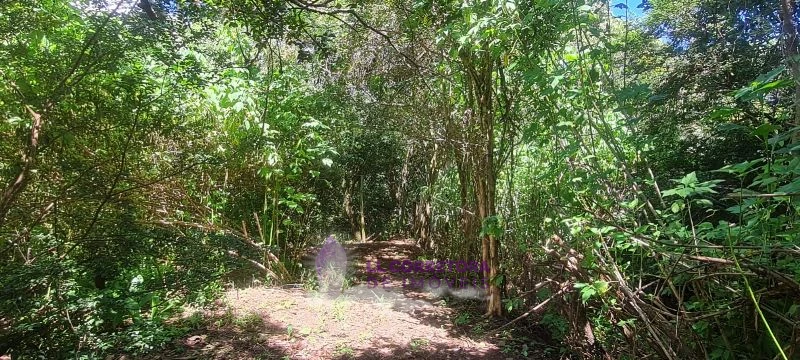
left=688, top=255, right=800, bottom=293
left=226, top=250, right=279, bottom=280
left=725, top=192, right=800, bottom=199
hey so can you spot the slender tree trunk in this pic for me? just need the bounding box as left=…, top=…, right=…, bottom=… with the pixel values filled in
left=462, top=51, right=502, bottom=316
left=272, top=176, right=281, bottom=260
left=483, top=57, right=502, bottom=317
left=343, top=180, right=359, bottom=241
left=780, top=0, right=800, bottom=142
left=359, top=175, right=366, bottom=242
left=425, top=143, right=439, bottom=250
left=455, top=152, right=477, bottom=259
left=397, top=145, right=413, bottom=233
left=0, top=104, right=44, bottom=229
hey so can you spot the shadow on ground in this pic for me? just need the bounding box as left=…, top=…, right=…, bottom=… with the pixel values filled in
left=146, top=238, right=560, bottom=359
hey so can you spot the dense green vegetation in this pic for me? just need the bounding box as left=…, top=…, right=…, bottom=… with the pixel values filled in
left=1, top=0, right=799, bottom=358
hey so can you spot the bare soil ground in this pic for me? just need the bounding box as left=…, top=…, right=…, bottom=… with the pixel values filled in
left=150, top=238, right=557, bottom=359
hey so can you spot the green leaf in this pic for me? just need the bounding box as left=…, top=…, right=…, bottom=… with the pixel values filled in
left=693, top=199, right=713, bottom=208
left=789, top=305, right=800, bottom=316
left=679, top=172, right=698, bottom=186
left=662, top=188, right=678, bottom=197
left=709, top=107, right=738, bottom=120
left=735, top=66, right=787, bottom=101
left=492, top=274, right=505, bottom=286
left=717, top=123, right=748, bottom=132
left=752, top=123, right=777, bottom=138
left=715, top=159, right=764, bottom=175
left=777, top=178, right=800, bottom=194
left=580, top=286, right=596, bottom=303
left=550, top=74, right=564, bottom=88
left=648, top=93, right=668, bottom=102
left=479, top=216, right=504, bottom=237
left=593, top=280, right=609, bottom=295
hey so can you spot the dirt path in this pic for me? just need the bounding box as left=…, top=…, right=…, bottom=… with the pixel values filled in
left=155, top=238, right=553, bottom=359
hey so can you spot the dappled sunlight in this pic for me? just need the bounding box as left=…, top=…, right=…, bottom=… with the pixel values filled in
left=3, top=0, right=794, bottom=358
left=175, top=283, right=502, bottom=359
left=163, top=239, right=561, bottom=359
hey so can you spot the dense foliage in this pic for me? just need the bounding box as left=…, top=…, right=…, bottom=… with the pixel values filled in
left=1, top=0, right=798, bottom=358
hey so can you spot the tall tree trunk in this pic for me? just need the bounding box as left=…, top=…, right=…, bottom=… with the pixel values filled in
left=359, top=175, right=366, bottom=242
left=780, top=0, right=800, bottom=142
left=396, top=145, right=413, bottom=233
left=455, top=145, right=479, bottom=258
left=343, top=180, right=359, bottom=241
left=425, top=143, right=439, bottom=250
left=462, top=51, right=502, bottom=316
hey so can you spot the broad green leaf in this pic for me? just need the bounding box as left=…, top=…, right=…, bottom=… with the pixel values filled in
left=679, top=172, right=698, bottom=186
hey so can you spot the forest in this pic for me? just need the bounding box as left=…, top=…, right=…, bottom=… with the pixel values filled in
left=1, top=0, right=799, bottom=358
